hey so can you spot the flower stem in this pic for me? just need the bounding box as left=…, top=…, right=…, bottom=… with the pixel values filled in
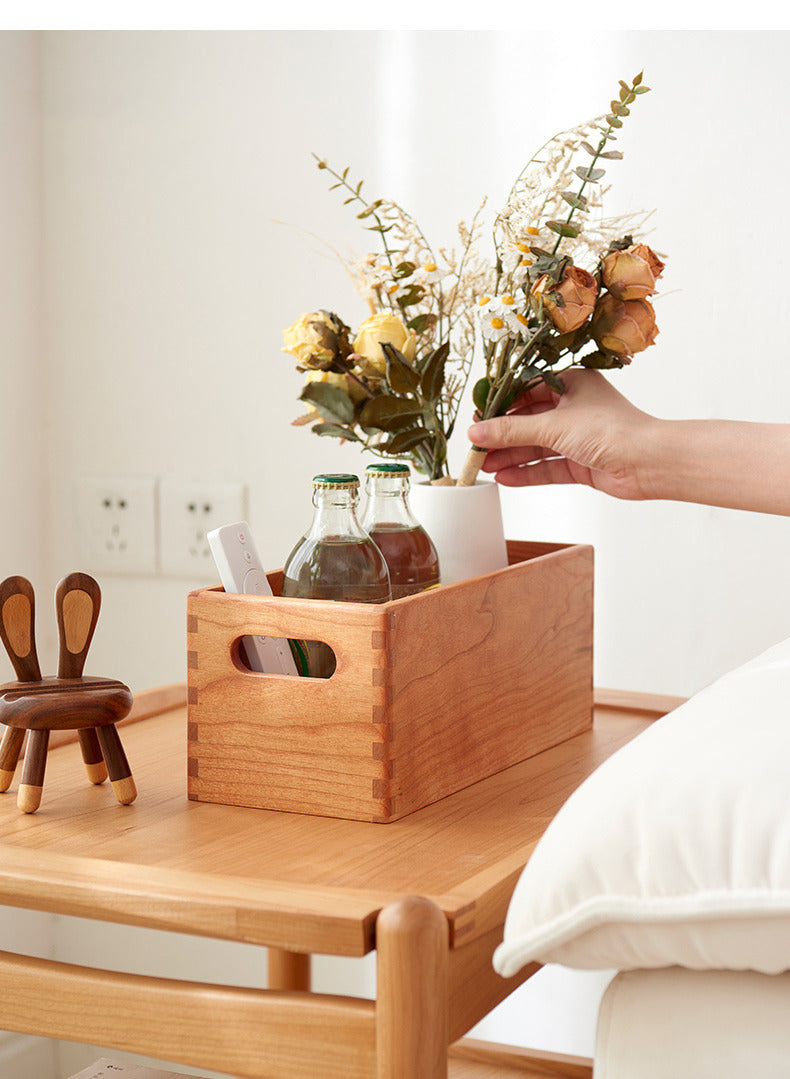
left=313, top=155, right=397, bottom=267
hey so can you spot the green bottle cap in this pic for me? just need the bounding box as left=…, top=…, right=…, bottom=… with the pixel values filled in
left=365, top=463, right=410, bottom=474
left=312, top=473, right=360, bottom=489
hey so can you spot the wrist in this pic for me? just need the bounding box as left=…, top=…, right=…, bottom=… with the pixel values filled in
left=636, top=416, right=687, bottom=502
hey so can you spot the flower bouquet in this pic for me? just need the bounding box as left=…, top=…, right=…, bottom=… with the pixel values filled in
left=282, top=72, right=662, bottom=486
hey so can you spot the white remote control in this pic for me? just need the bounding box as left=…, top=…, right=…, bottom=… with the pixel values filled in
left=207, top=521, right=300, bottom=676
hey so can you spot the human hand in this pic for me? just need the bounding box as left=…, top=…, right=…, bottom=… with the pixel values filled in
left=466, top=369, right=657, bottom=501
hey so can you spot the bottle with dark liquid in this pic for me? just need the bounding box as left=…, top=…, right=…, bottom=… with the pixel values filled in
left=361, top=463, right=441, bottom=599
left=282, top=473, right=391, bottom=677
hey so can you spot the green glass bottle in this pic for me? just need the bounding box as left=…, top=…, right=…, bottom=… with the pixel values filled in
left=282, top=474, right=391, bottom=677
left=361, top=463, right=441, bottom=599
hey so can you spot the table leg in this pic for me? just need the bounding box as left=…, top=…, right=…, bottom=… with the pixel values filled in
left=267, top=948, right=311, bottom=991
left=376, top=895, right=449, bottom=1079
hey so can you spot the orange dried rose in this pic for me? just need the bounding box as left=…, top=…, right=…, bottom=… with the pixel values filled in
left=602, top=243, right=665, bottom=301
left=591, top=293, right=659, bottom=357
left=536, top=265, right=598, bottom=333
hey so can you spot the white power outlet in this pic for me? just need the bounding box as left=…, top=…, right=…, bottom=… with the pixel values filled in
left=75, top=476, right=158, bottom=576
left=158, top=478, right=247, bottom=579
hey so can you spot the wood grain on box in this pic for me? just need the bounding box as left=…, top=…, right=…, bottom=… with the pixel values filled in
left=186, top=540, right=593, bottom=823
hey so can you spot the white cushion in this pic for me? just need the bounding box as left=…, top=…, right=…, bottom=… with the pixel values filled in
left=493, top=638, right=790, bottom=978
left=596, top=968, right=790, bottom=1079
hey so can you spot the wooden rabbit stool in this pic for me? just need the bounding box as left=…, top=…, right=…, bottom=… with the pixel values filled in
left=0, top=572, right=135, bottom=813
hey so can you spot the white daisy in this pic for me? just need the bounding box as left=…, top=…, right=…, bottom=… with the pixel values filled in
left=477, top=295, right=510, bottom=343
left=493, top=293, right=523, bottom=336
left=412, top=254, right=447, bottom=286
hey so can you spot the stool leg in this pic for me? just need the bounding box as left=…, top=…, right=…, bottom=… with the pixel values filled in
left=0, top=726, right=25, bottom=792
left=18, top=729, right=49, bottom=813
left=78, top=728, right=108, bottom=785
left=96, top=725, right=137, bottom=805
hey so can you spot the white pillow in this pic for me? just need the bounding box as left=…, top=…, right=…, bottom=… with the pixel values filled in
left=493, top=637, right=790, bottom=978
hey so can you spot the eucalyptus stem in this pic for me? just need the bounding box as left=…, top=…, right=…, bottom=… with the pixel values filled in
left=550, top=130, right=609, bottom=259
left=313, top=155, right=397, bottom=268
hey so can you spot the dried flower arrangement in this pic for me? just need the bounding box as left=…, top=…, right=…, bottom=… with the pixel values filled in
left=282, top=72, right=662, bottom=485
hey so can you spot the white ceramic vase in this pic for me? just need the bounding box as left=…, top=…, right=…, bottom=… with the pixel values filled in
left=409, top=479, right=509, bottom=586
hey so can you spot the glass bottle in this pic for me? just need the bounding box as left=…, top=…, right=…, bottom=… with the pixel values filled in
left=361, top=463, right=441, bottom=599
left=282, top=473, right=391, bottom=677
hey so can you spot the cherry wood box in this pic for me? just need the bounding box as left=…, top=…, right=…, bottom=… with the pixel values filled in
left=186, top=540, right=593, bottom=823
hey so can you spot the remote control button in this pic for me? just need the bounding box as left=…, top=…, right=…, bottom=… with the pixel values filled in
left=238, top=529, right=247, bottom=544
left=242, top=568, right=267, bottom=595
left=244, top=550, right=253, bottom=563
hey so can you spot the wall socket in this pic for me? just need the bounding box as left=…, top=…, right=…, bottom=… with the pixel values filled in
left=74, top=476, right=158, bottom=576
left=158, top=478, right=247, bottom=579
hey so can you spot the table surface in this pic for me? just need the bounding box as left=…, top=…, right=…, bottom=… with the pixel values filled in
left=0, top=686, right=679, bottom=959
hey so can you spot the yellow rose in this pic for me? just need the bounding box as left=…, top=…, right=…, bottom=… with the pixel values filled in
left=602, top=244, right=665, bottom=301
left=352, top=312, right=417, bottom=374
left=282, top=312, right=337, bottom=369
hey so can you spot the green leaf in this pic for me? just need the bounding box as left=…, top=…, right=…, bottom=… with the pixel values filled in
left=561, top=191, right=589, bottom=211
left=359, top=396, right=424, bottom=432
left=599, top=150, right=624, bottom=160
left=546, top=220, right=580, bottom=239
left=574, top=166, right=605, bottom=182
left=580, top=349, right=626, bottom=370
left=611, top=101, right=630, bottom=116
left=537, top=339, right=562, bottom=366
left=420, top=340, right=449, bottom=401
left=541, top=369, right=566, bottom=395
left=311, top=422, right=361, bottom=442
left=380, top=427, right=433, bottom=454
left=407, top=312, right=438, bottom=334
left=515, top=364, right=543, bottom=383
left=394, top=261, right=416, bottom=279
left=395, top=284, right=425, bottom=308
left=381, top=342, right=420, bottom=395
left=299, top=381, right=355, bottom=425
left=580, top=140, right=597, bottom=155
left=472, top=377, right=490, bottom=412
left=633, top=71, right=643, bottom=86
left=633, top=84, right=650, bottom=94
left=607, top=115, right=624, bottom=129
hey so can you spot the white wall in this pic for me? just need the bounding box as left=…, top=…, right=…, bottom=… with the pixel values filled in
left=39, top=29, right=790, bottom=699
left=0, top=32, right=48, bottom=676
left=4, top=27, right=790, bottom=1073
left=0, top=30, right=60, bottom=1076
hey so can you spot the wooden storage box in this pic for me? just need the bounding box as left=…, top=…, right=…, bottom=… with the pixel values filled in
left=186, top=540, right=593, bottom=823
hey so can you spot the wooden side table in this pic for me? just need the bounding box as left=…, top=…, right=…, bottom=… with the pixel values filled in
left=0, top=685, right=681, bottom=1079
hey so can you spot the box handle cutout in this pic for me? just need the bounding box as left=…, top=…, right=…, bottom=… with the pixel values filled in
left=230, top=635, right=335, bottom=679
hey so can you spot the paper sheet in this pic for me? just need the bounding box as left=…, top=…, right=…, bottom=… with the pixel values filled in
left=67, top=1059, right=205, bottom=1079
